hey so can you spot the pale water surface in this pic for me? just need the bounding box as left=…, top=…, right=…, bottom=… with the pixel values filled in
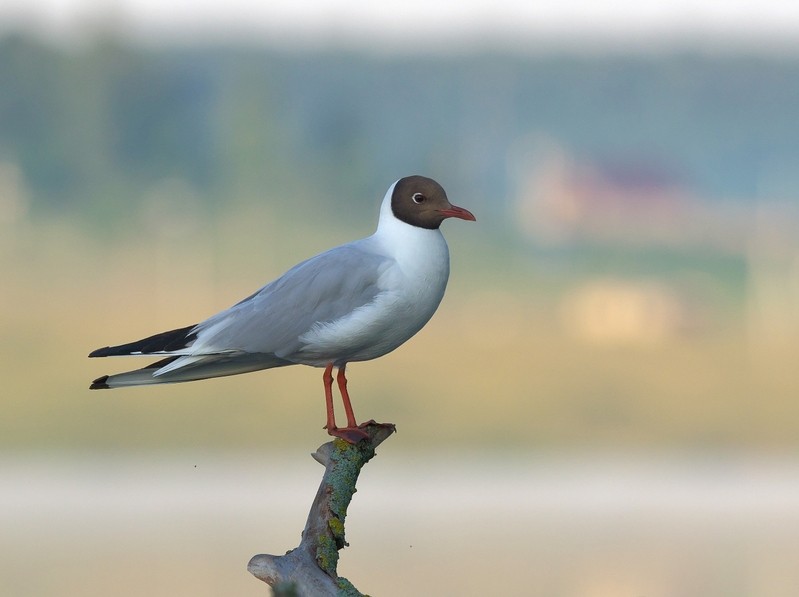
left=2, top=453, right=799, bottom=596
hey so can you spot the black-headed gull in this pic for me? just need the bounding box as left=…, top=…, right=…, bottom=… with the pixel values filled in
left=89, top=175, right=475, bottom=442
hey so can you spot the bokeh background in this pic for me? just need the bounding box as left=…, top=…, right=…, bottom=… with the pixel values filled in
left=2, top=2, right=799, bottom=595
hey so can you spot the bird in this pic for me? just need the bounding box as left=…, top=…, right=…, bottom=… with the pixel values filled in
left=89, top=175, right=476, bottom=443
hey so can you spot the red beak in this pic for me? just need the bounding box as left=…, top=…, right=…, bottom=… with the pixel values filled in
left=438, top=205, right=476, bottom=221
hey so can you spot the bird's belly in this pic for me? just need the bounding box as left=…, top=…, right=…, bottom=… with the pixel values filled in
left=293, top=284, right=445, bottom=367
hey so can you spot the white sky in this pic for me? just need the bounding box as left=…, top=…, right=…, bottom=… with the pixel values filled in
left=2, top=0, right=799, bottom=51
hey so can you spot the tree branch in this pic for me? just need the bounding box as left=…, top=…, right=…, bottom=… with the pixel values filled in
left=248, top=422, right=396, bottom=596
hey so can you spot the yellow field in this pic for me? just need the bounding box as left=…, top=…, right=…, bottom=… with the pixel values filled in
left=2, top=210, right=798, bottom=453
left=3, top=212, right=799, bottom=597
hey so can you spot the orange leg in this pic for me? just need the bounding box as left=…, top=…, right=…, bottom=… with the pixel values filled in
left=321, top=362, right=369, bottom=444
left=337, top=365, right=359, bottom=428
left=322, top=363, right=337, bottom=432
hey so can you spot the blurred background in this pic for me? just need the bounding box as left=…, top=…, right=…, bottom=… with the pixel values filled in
left=2, top=1, right=799, bottom=595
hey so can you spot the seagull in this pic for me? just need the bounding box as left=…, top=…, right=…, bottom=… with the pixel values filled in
left=89, top=175, right=475, bottom=442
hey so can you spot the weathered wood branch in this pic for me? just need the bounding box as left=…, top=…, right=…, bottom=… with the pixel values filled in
left=248, top=422, right=396, bottom=596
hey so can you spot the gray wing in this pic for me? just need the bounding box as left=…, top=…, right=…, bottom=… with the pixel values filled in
left=187, top=241, right=392, bottom=359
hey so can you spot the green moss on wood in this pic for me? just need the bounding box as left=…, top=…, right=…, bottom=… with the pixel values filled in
left=336, top=576, right=368, bottom=597
left=315, top=532, right=339, bottom=576
left=327, top=439, right=377, bottom=520
left=271, top=581, right=300, bottom=597
left=313, top=429, right=388, bottom=595
left=328, top=516, right=345, bottom=539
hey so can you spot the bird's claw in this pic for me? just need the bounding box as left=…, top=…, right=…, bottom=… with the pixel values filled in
left=327, top=426, right=371, bottom=444
left=324, top=420, right=396, bottom=444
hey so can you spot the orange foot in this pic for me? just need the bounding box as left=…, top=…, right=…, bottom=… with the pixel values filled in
left=327, top=426, right=370, bottom=443
left=326, top=420, right=396, bottom=444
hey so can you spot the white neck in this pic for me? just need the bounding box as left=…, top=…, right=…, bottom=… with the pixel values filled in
left=372, top=180, right=450, bottom=274
left=376, top=180, right=400, bottom=234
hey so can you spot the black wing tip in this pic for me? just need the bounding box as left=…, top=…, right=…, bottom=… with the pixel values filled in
left=90, top=375, right=110, bottom=390
left=88, top=324, right=198, bottom=358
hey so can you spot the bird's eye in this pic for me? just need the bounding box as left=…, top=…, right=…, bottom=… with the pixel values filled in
left=412, top=193, right=426, bottom=204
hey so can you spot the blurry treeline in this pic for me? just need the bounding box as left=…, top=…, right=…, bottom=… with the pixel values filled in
left=2, top=32, right=799, bottom=451
left=3, top=33, right=799, bottom=223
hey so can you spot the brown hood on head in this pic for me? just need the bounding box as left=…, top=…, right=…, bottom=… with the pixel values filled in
left=391, top=175, right=476, bottom=230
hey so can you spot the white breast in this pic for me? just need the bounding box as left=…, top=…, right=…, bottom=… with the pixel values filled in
left=296, top=189, right=451, bottom=366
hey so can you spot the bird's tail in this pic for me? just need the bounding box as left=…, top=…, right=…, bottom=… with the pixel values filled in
left=88, top=325, right=292, bottom=389
left=89, top=354, right=287, bottom=389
